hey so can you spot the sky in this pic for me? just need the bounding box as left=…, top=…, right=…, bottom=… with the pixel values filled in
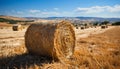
left=0, top=0, right=120, bottom=18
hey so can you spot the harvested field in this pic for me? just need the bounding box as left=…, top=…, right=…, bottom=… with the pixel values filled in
left=0, top=25, right=120, bottom=69
left=74, top=26, right=120, bottom=69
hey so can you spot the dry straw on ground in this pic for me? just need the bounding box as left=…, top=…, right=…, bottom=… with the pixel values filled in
left=25, top=21, right=76, bottom=63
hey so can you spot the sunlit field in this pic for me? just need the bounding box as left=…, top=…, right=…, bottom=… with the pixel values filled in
left=0, top=24, right=119, bottom=69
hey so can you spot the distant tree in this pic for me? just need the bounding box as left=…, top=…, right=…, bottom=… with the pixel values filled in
left=112, top=21, right=120, bottom=25
left=0, top=18, right=8, bottom=22
left=0, top=18, right=34, bottom=24
left=9, top=20, right=17, bottom=24
left=84, top=23, right=87, bottom=26
left=101, top=21, right=109, bottom=25
left=93, top=22, right=99, bottom=26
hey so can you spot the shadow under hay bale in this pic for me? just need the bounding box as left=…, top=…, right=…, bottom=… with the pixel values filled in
left=0, top=53, right=52, bottom=69
left=25, top=21, right=76, bottom=63
left=12, top=24, right=22, bottom=31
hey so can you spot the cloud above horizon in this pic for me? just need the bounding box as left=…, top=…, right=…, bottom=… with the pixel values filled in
left=29, top=9, right=41, bottom=13
left=75, top=5, right=120, bottom=14
left=1, top=5, right=120, bottom=18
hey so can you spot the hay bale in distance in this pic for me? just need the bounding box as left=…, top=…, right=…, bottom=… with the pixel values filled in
left=12, top=24, right=22, bottom=31
left=80, top=26, right=85, bottom=30
left=25, top=21, right=76, bottom=62
left=76, top=26, right=79, bottom=29
left=94, top=26, right=97, bottom=28
left=101, top=25, right=106, bottom=29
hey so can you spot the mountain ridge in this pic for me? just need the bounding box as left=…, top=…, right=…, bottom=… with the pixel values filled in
left=0, top=15, right=120, bottom=22
left=25, top=16, right=120, bottom=22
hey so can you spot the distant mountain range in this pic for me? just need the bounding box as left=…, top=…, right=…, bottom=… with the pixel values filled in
left=25, top=17, right=120, bottom=22
left=0, top=15, right=120, bottom=23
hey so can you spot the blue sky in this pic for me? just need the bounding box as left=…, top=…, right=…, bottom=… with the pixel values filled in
left=0, top=0, right=120, bottom=18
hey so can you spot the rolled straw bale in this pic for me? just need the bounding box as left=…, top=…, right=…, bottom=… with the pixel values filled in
left=101, top=25, right=106, bottom=29
left=25, top=21, right=75, bottom=61
left=76, top=26, right=79, bottom=29
left=80, top=26, right=85, bottom=30
left=12, top=24, right=22, bottom=31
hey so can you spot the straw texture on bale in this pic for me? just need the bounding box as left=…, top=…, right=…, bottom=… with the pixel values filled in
left=25, top=21, right=75, bottom=62
left=12, top=24, right=22, bottom=31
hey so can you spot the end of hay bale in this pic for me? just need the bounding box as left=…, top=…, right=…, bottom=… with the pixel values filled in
left=25, top=20, right=76, bottom=62
left=54, top=21, right=76, bottom=60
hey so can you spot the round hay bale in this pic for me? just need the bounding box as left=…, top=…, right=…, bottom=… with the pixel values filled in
left=101, top=25, right=106, bottom=29
left=76, top=26, right=79, bottom=29
left=80, top=26, right=85, bottom=30
left=12, top=24, right=22, bottom=31
left=25, top=21, right=75, bottom=62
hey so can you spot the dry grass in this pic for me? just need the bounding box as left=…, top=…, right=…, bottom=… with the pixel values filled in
left=73, top=26, right=120, bottom=69
left=0, top=26, right=120, bottom=69
left=0, top=22, right=12, bottom=28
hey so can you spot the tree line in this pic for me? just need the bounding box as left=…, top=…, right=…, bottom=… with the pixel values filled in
left=93, top=20, right=120, bottom=26
left=0, top=18, right=34, bottom=24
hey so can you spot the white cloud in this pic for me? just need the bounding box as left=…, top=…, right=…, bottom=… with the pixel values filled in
left=107, top=5, right=120, bottom=12
left=41, top=11, right=60, bottom=15
left=76, top=5, right=120, bottom=14
left=29, top=9, right=40, bottom=13
left=17, top=11, right=23, bottom=14
left=54, top=8, right=59, bottom=11
left=76, top=6, right=106, bottom=13
left=43, top=9, right=47, bottom=11
left=4, top=5, right=120, bottom=18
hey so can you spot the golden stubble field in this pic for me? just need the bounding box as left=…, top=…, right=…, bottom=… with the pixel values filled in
left=0, top=25, right=120, bottom=69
